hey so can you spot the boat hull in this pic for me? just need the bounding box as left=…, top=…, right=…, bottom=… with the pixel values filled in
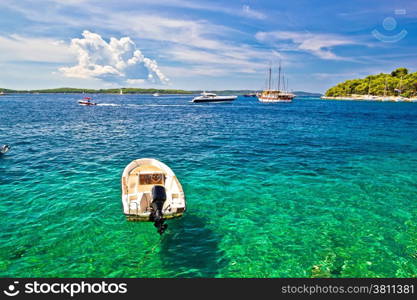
left=78, top=101, right=97, bottom=106
left=257, top=89, right=295, bottom=103
left=125, top=211, right=184, bottom=222
left=192, top=96, right=237, bottom=103
left=258, top=97, right=293, bottom=103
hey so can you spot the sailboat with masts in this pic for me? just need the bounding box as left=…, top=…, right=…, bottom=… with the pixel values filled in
left=394, top=76, right=406, bottom=102
left=362, top=77, right=377, bottom=100
left=258, top=62, right=295, bottom=103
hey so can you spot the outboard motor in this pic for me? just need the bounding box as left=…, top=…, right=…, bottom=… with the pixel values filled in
left=151, top=185, right=168, bottom=235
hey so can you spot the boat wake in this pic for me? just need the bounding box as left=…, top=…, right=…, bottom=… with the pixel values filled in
left=143, top=104, right=196, bottom=107
left=96, top=103, right=121, bottom=107
left=94, top=103, right=201, bottom=108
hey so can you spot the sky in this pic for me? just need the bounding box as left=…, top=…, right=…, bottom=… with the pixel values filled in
left=0, top=0, right=416, bottom=93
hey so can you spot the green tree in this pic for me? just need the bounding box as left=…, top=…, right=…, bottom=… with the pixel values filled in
left=391, top=67, right=408, bottom=78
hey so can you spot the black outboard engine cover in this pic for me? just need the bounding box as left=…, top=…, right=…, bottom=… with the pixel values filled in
left=151, top=185, right=168, bottom=235
left=151, top=185, right=166, bottom=208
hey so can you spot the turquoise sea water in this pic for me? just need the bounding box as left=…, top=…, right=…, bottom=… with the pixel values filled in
left=0, top=94, right=416, bottom=278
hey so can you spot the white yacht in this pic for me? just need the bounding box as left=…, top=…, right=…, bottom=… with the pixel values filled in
left=192, top=92, right=237, bottom=103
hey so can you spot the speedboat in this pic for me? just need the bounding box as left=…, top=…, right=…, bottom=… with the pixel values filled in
left=78, top=97, right=97, bottom=106
left=121, top=158, right=186, bottom=234
left=152, top=93, right=160, bottom=97
left=0, top=144, right=10, bottom=155
left=192, top=92, right=237, bottom=103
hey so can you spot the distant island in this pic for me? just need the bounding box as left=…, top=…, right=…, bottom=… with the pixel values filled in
left=323, top=68, right=417, bottom=101
left=0, top=87, right=321, bottom=97
left=292, top=91, right=322, bottom=97
left=0, top=87, right=193, bottom=95
left=192, top=90, right=321, bottom=97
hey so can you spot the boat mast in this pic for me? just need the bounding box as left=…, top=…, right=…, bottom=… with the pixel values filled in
left=264, top=69, right=268, bottom=90
left=268, top=66, right=272, bottom=90
left=278, top=62, right=282, bottom=91
left=399, top=76, right=403, bottom=92
left=395, top=76, right=403, bottom=95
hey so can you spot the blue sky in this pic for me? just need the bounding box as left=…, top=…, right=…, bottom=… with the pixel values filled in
left=0, top=0, right=416, bottom=92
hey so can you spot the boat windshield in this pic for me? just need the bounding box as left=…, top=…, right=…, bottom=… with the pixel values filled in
left=201, top=92, right=216, bottom=97
left=139, top=173, right=165, bottom=185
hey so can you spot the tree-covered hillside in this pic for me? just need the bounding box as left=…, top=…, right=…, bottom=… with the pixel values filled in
left=325, top=68, right=417, bottom=98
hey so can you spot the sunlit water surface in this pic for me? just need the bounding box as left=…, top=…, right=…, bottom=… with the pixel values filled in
left=1, top=94, right=416, bottom=277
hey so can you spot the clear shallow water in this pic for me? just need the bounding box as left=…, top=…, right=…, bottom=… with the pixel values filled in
left=0, top=94, right=416, bottom=278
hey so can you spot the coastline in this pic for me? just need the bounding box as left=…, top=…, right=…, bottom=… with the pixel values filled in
left=0, top=88, right=322, bottom=97
left=321, top=95, right=417, bottom=102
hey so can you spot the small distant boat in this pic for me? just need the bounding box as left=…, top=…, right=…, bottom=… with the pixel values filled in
left=119, top=89, right=123, bottom=95
left=78, top=97, right=97, bottom=106
left=153, top=93, right=160, bottom=97
left=192, top=92, right=237, bottom=103
left=0, top=144, right=10, bottom=155
left=121, top=158, right=186, bottom=234
left=0, top=91, right=5, bottom=96
left=243, top=93, right=257, bottom=97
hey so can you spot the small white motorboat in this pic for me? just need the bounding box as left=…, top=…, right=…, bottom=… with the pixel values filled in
left=78, top=97, right=97, bottom=106
left=192, top=92, right=237, bottom=103
left=121, top=158, right=186, bottom=234
left=0, top=144, right=10, bottom=154
left=152, top=93, right=160, bottom=97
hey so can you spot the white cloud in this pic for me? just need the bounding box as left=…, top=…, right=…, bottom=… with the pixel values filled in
left=59, top=30, right=169, bottom=85
left=0, top=1, right=281, bottom=87
left=97, top=13, right=278, bottom=77
left=241, top=5, right=266, bottom=20
left=255, top=31, right=358, bottom=60
left=163, top=44, right=282, bottom=77
left=2, top=1, right=275, bottom=77
left=0, top=34, right=74, bottom=63
left=126, top=79, right=145, bottom=85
